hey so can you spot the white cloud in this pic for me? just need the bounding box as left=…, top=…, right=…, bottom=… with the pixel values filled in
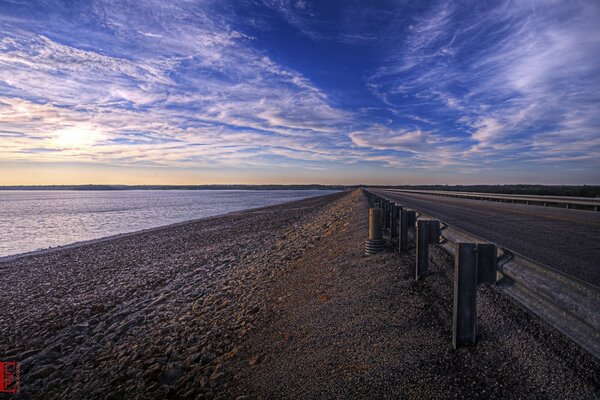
left=365, top=0, right=600, bottom=169
left=1, top=0, right=598, bottom=178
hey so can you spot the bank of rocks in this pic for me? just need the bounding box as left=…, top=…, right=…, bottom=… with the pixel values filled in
left=0, top=190, right=355, bottom=399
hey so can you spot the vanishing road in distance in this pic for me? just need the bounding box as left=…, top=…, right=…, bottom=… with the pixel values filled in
left=372, top=189, right=600, bottom=287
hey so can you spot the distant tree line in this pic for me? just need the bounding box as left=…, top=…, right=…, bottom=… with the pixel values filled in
left=374, top=185, right=600, bottom=198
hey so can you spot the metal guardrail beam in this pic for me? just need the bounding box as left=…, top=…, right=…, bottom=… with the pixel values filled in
left=365, top=189, right=600, bottom=358
left=377, top=188, right=600, bottom=211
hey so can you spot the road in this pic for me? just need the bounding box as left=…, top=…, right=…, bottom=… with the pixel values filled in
left=372, top=189, right=600, bottom=287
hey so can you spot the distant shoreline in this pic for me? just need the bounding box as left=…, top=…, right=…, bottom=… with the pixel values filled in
left=0, top=184, right=349, bottom=191
left=1, top=184, right=599, bottom=197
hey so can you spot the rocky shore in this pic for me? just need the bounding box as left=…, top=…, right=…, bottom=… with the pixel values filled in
left=1, top=190, right=599, bottom=399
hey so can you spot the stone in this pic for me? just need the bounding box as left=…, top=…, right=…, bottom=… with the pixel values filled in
left=146, top=363, right=162, bottom=380
left=200, top=351, right=216, bottom=364
left=248, top=355, right=262, bottom=366
left=209, top=371, right=227, bottom=388
left=29, top=365, right=56, bottom=380
left=158, top=366, right=183, bottom=385
left=317, top=294, right=330, bottom=302
left=191, top=299, right=203, bottom=312
left=90, top=304, right=106, bottom=316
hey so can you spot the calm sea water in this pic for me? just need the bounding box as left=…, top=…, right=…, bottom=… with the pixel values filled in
left=0, top=190, right=337, bottom=258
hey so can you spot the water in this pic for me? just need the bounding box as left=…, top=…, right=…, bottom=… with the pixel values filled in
left=0, top=190, right=338, bottom=258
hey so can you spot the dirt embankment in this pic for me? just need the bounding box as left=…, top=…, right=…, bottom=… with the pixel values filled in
left=1, top=190, right=599, bottom=399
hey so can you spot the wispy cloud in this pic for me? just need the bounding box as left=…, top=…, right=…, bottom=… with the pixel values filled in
left=0, top=0, right=357, bottom=169
left=0, top=0, right=598, bottom=182
left=365, top=0, right=600, bottom=172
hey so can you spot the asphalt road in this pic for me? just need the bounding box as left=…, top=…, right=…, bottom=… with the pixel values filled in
left=372, top=189, right=600, bottom=287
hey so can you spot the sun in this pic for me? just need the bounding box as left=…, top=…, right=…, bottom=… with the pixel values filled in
left=53, top=124, right=104, bottom=149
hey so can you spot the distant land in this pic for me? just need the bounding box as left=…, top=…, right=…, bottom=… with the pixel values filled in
left=374, top=184, right=600, bottom=198
left=1, top=184, right=599, bottom=197
left=0, top=184, right=348, bottom=191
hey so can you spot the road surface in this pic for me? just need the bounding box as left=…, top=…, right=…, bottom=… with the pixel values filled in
left=372, top=189, right=600, bottom=287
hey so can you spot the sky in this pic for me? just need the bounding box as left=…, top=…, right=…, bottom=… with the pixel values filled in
left=0, top=0, right=599, bottom=185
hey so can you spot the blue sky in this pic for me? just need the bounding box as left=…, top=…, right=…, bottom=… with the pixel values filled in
left=0, top=0, right=599, bottom=184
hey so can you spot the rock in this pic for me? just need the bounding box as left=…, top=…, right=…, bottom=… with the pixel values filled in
left=89, top=304, right=106, bottom=316
left=248, top=305, right=259, bottom=315
left=146, top=363, right=162, bottom=380
left=187, top=353, right=202, bottom=364
left=179, top=388, right=196, bottom=399
left=149, top=294, right=168, bottom=307
left=17, top=348, right=38, bottom=360
left=195, top=374, right=209, bottom=389
left=248, top=355, right=262, bottom=366
left=209, top=371, right=228, bottom=388
left=317, top=294, right=330, bottom=302
left=226, top=347, right=239, bottom=359
left=158, top=366, right=183, bottom=385
left=29, top=365, right=56, bottom=380
left=200, top=351, right=216, bottom=364
left=191, top=298, right=205, bottom=312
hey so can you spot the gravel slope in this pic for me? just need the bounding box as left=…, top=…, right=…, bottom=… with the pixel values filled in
left=1, top=190, right=598, bottom=399
left=223, top=191, right=600, bottom=399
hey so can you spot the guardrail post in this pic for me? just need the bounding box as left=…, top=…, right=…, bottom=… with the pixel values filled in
left=453, top=242, right=498, bottom=348
left=399, top=208, right=408, bottom=252
left=399, top=210, right=416, bottom=253
left=428, top=220, right=440, bottom=243
left=365, top=208, right=386, bottom=255
left=406, top=210, right=416, bottom=227
left=381, top=200, right=387, bottom=230
left=385, top=200, right=390, bottom=231
left=391, top=204, right=400, bottom=238
left=416, top=220, right=440, bottom=280
left=388, top=201, right=395, bottom=234
left=416, top=220, right=428, bottom=279
left=476, top=243, right=497, bottom=285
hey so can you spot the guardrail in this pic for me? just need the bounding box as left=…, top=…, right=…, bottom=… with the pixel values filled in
left=363, top=189, right=600, bottom=358
left=378, top=188, right=600, bottom=212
